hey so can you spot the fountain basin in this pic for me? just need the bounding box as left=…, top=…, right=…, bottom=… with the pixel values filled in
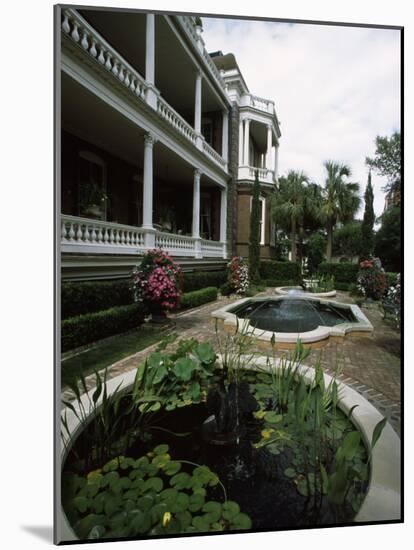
left=275, top=286, right=337, bottom=298
left=211, top=296, right=373, bottom=349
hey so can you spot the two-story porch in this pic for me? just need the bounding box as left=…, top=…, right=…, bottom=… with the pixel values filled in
left=59, top=8, right=232, bottom=279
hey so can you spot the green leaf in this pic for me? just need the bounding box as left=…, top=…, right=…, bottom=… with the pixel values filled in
left=284, top=468, right=296, bottom=479
left=154, top=444, right=169, bottom=455
left=88, top=524, right=106, bottom=539
left=163, top=461, right=181, bottom=476
left=202, top=501, right=222, bottom=523
left=371, top=417, right=387, bottom=451
left=188, top=493, right=205, bottom=512
left=153, top=364, right=168, bottom=384
left=192, top=515, right=210, bottom=532
left=142, top=477, right=163, bottom=493
left=177, top=510, right=192, bottom=529
left=136, top=494, right=154, bottom=512
left=170, top=472, right=191, bottom=490
left=173, top=357, right=197, bottom=381
left=73, top=495, right=89, bottom=514
left=171, top=492, right=190, bottom=513
left=222, top=501, right=240, bottom=520
left=195, top=343, right=216, bottom=365
left=264, top=411, right=283, bottom=424
left=230, top=512, right=252, bottom=530
left=336, top=431, right=361, bottom=463
left=130, top=509, right=151, bottom=535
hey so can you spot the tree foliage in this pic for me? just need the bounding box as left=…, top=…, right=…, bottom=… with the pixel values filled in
left=249, top=170, right=261, bottom=283
left=366, top=132, right=401, bottom=194
left=305, top=233, right=326, bottom=274
left=332, top=221, right=363, bottom=258
left=320, top=161, right=361, bottom=262
left=271, top=170, right=310, bottom=263
left=375, top=206, right=401, bottom=272
left=360, top=171, right=375, bottom=259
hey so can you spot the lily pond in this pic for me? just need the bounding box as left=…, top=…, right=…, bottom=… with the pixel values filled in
left=61, top=333, right=385, bottom=541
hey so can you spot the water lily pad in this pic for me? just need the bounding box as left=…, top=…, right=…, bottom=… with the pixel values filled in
left=173, top=357, right=197, bottom=382
left=73, top=495, right=89, bottom=514
left=222, top=501, right=240, bottom=520
left=153, top=444, right=169, bottom=455
left=284, top=468, right=296, bottom=479
left=130, top=509, right=151, bottom=535
left=136, top=494, right=154, bottom=512
left=142, top=477, right=163, bottom=493
left=171, top=492, right=190, bottom=513
left=188, top=493, right=205, bottom=512
left=163, top=461, right=181, bottom=476
left=202, top=501, right=222, bottom=523
left=230, top=512, right=252, bottom=530
left=170, top=472, right=191, bottom=490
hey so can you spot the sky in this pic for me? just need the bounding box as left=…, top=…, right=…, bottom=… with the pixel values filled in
left=202, top=17, right=401, bottom=218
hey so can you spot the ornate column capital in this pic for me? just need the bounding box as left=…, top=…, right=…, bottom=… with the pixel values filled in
left=144, top=132, right=157, bottom=147
left=194, top=168, right=202, bottom=179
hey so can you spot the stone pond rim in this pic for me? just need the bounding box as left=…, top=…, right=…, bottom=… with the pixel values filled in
left=57, top=360, right=400, bottom=542
left=211, top=296, right=374, bottom=350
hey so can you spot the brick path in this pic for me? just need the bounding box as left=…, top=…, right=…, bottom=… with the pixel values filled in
left=62, top=290, right=401, bottom=434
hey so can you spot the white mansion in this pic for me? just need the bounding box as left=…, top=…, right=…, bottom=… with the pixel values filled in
left=58, top=7, right=281, bottom=279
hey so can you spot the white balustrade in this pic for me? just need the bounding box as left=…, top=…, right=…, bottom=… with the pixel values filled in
left=202, top=141, right=227, bottom=170
left=155, top=232, right=196, bottom=257
left=61, top=216, right=226, bottom=259
left=238, top=165, right=276, bottom=184
left=61, top=215, right=146, bottom=254
left=200, top=239, right=225, bottom=258
left=157, top=97, right=198, bottom=145
left=61, top=9, right=147, bottom=101
left=249, top=94, right=275, bottom=114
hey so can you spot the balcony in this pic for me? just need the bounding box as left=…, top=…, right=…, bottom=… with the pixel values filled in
left=60, top=8, right=228, bottom=173
left=238, top=166, right=276, bottom=185
left=61, top=215, right=226, bottom=259
left=240, top=93, right=276, bottom=116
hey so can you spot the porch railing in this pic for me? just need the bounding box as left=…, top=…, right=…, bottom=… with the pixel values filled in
left=238, top=165, right=275, bottom=184
left=61, top=215, right=226, bottom=258
left=61, top=9, right=228, bottom=173
left=61, top=9, right=148, bottom=102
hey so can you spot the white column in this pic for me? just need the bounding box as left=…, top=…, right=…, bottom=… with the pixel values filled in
left=274, top=144, right=279, bottom=180
left=145, top=14, right=155, bottom=84
left=142, top=133, right=155, bottom=231
left=192, top=169, right=202, bottom=258
left=145, top=14, right=157, bottom=109
left=238, top=118, right=244, bottom=165
left=243, top=119, right=250, bottom=166
left=194, top=71, right=202, bottom=134
left=222, top=110, right=229, bottom=163
left=220, top=187, right=228, bottom=259
left=266, top=125, right=272, bottom=169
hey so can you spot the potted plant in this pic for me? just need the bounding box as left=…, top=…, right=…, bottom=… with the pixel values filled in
left=131, top=249, right=182, bottom=322
left=79, top=181, right=108, bottom=219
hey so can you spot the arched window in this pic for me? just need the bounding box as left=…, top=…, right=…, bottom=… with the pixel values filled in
left=78, top=151, right=107, bottom=220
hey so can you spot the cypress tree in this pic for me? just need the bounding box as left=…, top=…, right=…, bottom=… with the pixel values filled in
left=361, top=170, right=375, bottom=259
left=249, top=170, right=261, bottom=283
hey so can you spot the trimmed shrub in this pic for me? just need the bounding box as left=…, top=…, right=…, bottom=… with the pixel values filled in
left=62, top=280, right=132, bottom=320
left=62, top=303, right=145, bottom=352
left=259, top=261, right=301, bottom=282
left=318, top=262, right=359, bottom=284
left=182, top=271, right=226, bottom=292
left=180, top=287, right=218, bottom=309
left=220, top=282, right=233, bottom=296
left=386, top=272, right=398, bottom=287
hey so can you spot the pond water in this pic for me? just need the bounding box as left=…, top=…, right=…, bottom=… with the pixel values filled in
left=230, top=298, right=355, bottom=333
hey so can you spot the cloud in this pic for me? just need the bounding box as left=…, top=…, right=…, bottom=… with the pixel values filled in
left=202, top=17, right=400, bottom=218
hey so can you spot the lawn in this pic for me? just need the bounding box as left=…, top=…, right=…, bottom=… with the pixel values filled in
left=61, top=326, right=169, bottom=388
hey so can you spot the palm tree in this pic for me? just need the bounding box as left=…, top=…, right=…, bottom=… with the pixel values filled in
left=320, top=161, right=361, bottom=261
left=271, top=170, right=309, bottom=262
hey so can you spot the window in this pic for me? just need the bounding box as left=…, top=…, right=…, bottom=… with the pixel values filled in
left=250, top=196, right=266, bottom=245
left=201, top=119, right=213, bottom=146
left=78, top=151, right=107, bottom=220
left=201, top=193, right=212, bottom=239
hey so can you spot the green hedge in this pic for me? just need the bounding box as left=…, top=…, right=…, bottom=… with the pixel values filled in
left=62, top=280, right=133, bottom=320
left=318, top=262, right=359, bottom=283
left=182, top=271, right=226, bottom=293
left=386, top=272, right=399, bottom=287
left=259, top=261, right=301, bottom=282
left=62, top=303, right=145, bottom=352
left=180, top=287, right=218, bottom=310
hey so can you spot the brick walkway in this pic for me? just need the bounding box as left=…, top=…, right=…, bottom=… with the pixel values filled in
left=62, top=290, right=401, bottom=435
